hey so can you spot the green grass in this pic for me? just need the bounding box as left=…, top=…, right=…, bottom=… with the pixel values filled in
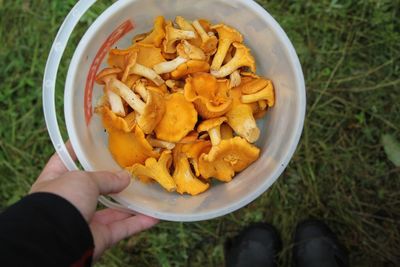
left=1, top=0, right=399, bottom=266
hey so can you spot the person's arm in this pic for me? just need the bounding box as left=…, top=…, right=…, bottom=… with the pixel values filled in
left=0, top=192, right=94, bottom=267
left=0, top=143, right=158, bottom=266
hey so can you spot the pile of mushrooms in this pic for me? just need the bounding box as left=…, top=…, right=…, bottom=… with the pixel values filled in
left=95, top=16, right=275, bottom=195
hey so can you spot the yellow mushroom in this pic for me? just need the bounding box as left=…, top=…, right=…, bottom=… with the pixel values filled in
left=220, top=123, right=233, bottom=140
left=210, top=24, right=243, bottom=71
left=127, top=150, right=176, bottom=192
left=165, top=79, right=185, bottom=93
left=163, top=21, right=196, bottom=54
left=134, top=43, right=166, bottom=68
left=107, top=46, right=137, bottom=69
left=175, top=16, right=203, bottom=47
left=95, top=68, right=125, bottom=116
left=241, top=81, right=275, bottom=107
left=139, top=16, right=166, bottom=47
left=229, top=70, right=242, bottom=89
left=146, top=136, right=176, bottom=150
left=96, top=106, right=135, bottom=133
left=197, top=117, right=227, bottom=146
left=173, top=154, right=209, bottom=195
left=211, top=43, right=256, bottom=78
left=107, top=125, right=159, bottom=168
left=154, top=93, right=198, bottom=142
left=226, top=88, right=260, bottom=143
left=170, top=60, right=210, bottom=79
left=181, top=140, right=212, bottom=176
left=192, top=20, right=218, bottom=54
left=153, top=56, right=188, bottom=75
left=176, top=40, right=206, bottom=61
left=184, top=73, right=232, bottom=118
left=199, top=137, right=260, bottom=182
left=109, top=79, right=165, bottom=134
left=239, top=77, right=271, bottom=94
left=127, top=60, right=164, bottom=86
left=132, top=32, right=148, bottom=44
left=178, top=131, right=199, bottom=144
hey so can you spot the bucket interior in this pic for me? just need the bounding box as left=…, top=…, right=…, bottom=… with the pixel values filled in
left=65, top=0, right=304, bottom=221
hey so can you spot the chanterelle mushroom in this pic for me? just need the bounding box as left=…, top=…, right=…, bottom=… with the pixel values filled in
left=197, top=117, right=227, bottom=146
left=173, top=154, right=209, bottom=195
left=96, top=106, right=135, bottom=133
left=163, top=21, right=196, bottom=54
left=107, top=125, right=159, bottom=168
left=139, top=16, right=166, bottom=47
left=199, top=137, right=260, bottom=182
left=192, top=20, right=218, bottom=54
left=241, top=80, right=275, bottom=107
left=171, top=60, right=210, bottom=79
left=184, top=73, right=232, bottom=118
left=109, top=79, right=165, bottom=134
left=211, top=43, right=256, bottom=78
left=154, top=93, right=198, bottom=142
left=153, top=56, right=188, bottom=75
left=95, top=68, right=125, bottom=116
left=210, top=24, right=243, bottom=71
left=127, top=150, right=176, bottom=192
left=226, top=88, right=260, bottom=143
left=176, top=40, right=206, bottom=61
left=181, top=140, right=212, bottom=176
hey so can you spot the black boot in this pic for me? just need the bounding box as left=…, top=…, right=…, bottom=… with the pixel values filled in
left=225, top=223, right=282, bottom=267
left=293, top=219, right=349, bottom=267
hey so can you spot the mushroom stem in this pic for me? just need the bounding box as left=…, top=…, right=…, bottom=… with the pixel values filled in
left=110, top=79, right=146, bottom=114
left=208, top=127, right=222, bottom=146
left=211, top=38, right=232, bottom=71
left=241, top=86, right=274, bottom=107
left=134, top=80, right=148, bottom=101
left=192, top=20, right=210, bottom=42
left=106, top=88, right=126, bottom=116
left=146, top=136, right=176, bottom=150
left=229, top=70, right=242, bottom=88
left=153, top=56, right=188, bottom=74
left=129, top=63, right=164, bottom=86
left=175, top=16, right=196, bottom=31
left=211, top=43, right=255, bottom=78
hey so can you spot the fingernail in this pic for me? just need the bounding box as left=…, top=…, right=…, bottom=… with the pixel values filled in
left=116, top=170, right=131, bottom=180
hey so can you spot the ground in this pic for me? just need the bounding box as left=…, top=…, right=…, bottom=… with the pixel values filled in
left=0, top=0, right=399, bottom=266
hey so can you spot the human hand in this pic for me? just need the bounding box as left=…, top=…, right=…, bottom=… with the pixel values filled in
left=30, top=143, right=158, bottom=260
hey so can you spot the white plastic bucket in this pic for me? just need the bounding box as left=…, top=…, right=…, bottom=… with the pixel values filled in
left=43, top=0, right=306, bottom=222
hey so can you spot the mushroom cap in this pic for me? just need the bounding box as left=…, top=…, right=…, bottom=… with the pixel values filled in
left=199, top=137, right=260, bottom=182
left=108, top=125, right=159, bottom=168
left=176, top=40, right=206, bottom=61
left=107, top=46, right=138, bottom=69
left=127, top=150, right=176, bottom=192
left=97, top=106, right=135, bottom=133
left=184, top=73, right=232, bottom=118
left=164, top=21, right=196, bottom=54
left=95, top=68, right=122, bottom=84
left=171, top=60, right=210, bottom=79
left=137, top=88, right=166, bottom=134
left=154, top=93, right=198, bottom=142
left=173, top=154, right=209, bottom=195
left=197, top=117, right=227, bottom=132
left=232, top=42, right=256, bottom=73
left=211, top=24, right=243, bottom=43
left=134, top=43, right=166, bottom=68
left=139, top=16, right=166, bottom=47
left=181, top=140, right=212, bottom=176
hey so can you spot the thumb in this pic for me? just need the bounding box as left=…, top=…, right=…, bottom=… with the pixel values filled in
left=89, top=171, right=131, bottom=195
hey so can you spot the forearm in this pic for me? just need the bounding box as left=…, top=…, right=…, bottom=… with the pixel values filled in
left=0, top=193, right=94, bottom=267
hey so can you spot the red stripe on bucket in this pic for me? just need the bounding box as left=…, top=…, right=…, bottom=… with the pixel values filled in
left=84, top=20, right=135, bottom=125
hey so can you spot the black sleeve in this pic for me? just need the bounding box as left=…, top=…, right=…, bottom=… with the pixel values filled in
left=0, top=192, right=94, bottom=267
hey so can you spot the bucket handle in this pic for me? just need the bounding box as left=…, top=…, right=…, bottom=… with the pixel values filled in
left=42, top=0, right=134, bottom=214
